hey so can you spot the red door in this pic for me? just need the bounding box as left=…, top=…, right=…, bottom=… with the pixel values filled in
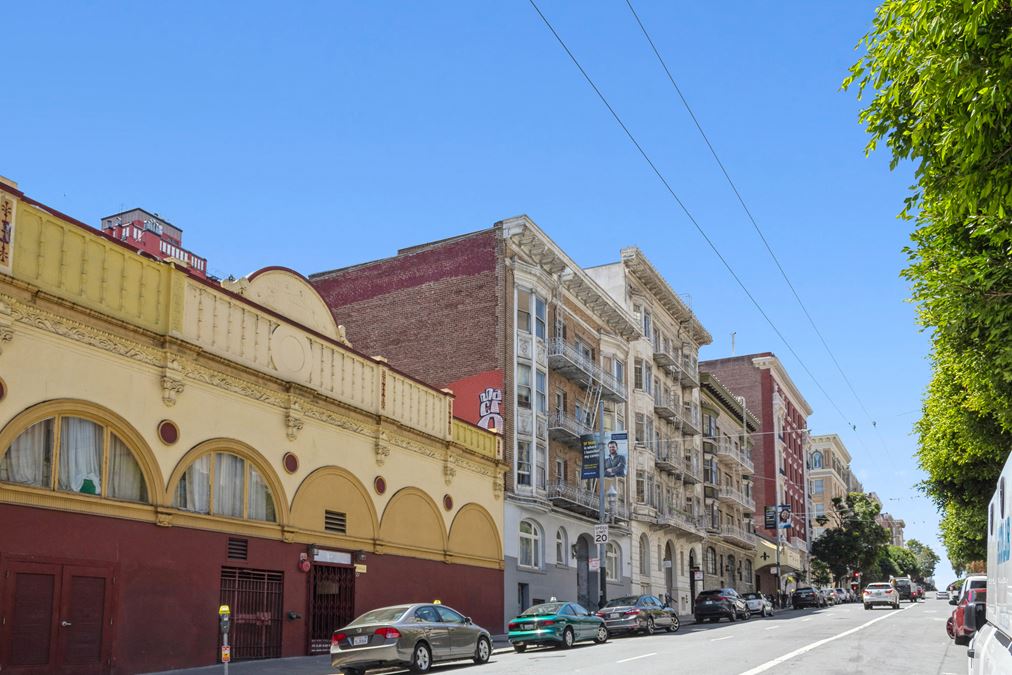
left=1, top=561, right=113, bottom=675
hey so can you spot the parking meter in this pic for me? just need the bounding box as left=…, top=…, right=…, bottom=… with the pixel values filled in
left=218, top=605, right=231, bottom=671
left=219, top=605, right=231, bottom=635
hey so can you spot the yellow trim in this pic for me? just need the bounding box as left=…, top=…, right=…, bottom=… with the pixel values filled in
left=290, top=466, right=380, bottom=539
left=0, top=399, right=163, bottom=506
left=379, top=486, right=448, bottom=551
left=447, top=502, right=504, bottom=561
left=164, top=438, right=290, bottom=525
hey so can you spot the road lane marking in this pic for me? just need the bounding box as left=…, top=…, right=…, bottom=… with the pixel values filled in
left=764, top=626, right=780, bottom=631
left=711, top=635, right=734, bottom=641
left=737, top=603, right=917, bottom=675
left=616, top=653, right=656, bottom=663
left=799, top=618, right=811, bottom=622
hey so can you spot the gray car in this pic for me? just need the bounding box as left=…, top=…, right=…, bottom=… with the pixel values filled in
left=330, top=603, right=492, bottom=674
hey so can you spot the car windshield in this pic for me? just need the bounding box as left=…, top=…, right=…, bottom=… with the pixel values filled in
left=742, top=593, right=760, bottom=600
left=603, top=596, right=640, bottom=608
left=348, top=606, right=410, bottom=626
left=520, top=603, right=565, bottom=617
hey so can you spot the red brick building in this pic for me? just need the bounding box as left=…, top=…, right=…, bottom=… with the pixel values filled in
left=101, top=208, right=208, bottom=278
left=699, top=354, right=812, bottom=590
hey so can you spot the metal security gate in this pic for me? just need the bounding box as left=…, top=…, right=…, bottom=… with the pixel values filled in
left=308, top=565, right=355, bottom=655
left=219, top=568, right=283, bottom=661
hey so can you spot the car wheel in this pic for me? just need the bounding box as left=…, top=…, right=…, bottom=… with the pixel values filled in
left=410, top=642, right=432, bottom=674
left=695, top=615, right=704, bottom=624
left=513, top=643, right=527, bottom=653
left=864, top=604, right=871, bottom=610
left=644, top=618, right=655, bottom=636
left=473, top=636, right=491, bottom=664
left=667, top=616, right=680, bottom=633
left=728, top=610, right=736, bottom=623
left=594, top=625, right=609, bottom=644
left=743, top=610, right=751, bottom=620
left=560, top=627, right=575, bottom=649
left=954, top=634, right=969, bottom=646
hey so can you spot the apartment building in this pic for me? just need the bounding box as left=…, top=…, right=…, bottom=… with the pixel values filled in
left=700, top=354, right=813, bottom=596
left=585, top=248, right=712, bottom=615
left=310, top=216, right=641, bottom=627
left=700, top=373, right=761, bottom=594
left=808, top=434, right=853, bottom=540
left=877, top=511, right=906, bottom=547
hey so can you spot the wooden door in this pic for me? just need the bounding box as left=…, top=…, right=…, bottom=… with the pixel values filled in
left=1, top=561, right=112, bottom=675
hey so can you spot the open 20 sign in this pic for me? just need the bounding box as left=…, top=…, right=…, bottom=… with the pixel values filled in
left=594, top=524, right=609, bottom=544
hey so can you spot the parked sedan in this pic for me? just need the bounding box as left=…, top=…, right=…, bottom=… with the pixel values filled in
left=331, top=603, right=492, bottom=674
left=833, top=588, right=849, bottom=604
left=694, top=588, right=749, bottom=623
left=508, top=601, right=608, bottom=652
left=863, top=582, right=900, bottom=610
left=741, top=592, right=773, bottom=617
left=936, top=589, right=950, bottom=600
left=950, top=588, right=987, bottom=645
left=791, top=587, right=823, bottom=609
left=595, top=594, right=678, bottom=635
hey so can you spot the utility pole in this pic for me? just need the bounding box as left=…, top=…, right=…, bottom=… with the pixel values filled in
left=598, top=396, right=607, bottom=608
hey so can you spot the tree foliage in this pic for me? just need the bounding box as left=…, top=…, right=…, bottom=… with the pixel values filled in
left=846, top=0, right=1012, bottom=566
left=906, top=538, right=941, bottom=580
left=811, top=493, right=890, bottom=582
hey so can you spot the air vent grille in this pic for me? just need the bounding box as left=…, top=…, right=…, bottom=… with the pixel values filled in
left=325, top=510, right=347, bottom=534
left=227, top=537, right=248, bottom=560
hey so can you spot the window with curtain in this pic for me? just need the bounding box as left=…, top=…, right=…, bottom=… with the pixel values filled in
left=519, top=520, right=541, bottom=569
left=0, top=414, right=147, bottom=503
left=173, top=451, right=276, bottom=522
left=556, top=528, right=567, bottom=566
left=639, top=535, right=650, bottom=575
left=606, top=542, right=620, bottom=581
left=705, top=547, right=717, bottom=575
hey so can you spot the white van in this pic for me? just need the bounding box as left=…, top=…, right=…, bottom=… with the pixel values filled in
left=967, top=451, right=1012, bottom=674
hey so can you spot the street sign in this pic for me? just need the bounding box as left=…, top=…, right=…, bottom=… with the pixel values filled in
left=693, top=570, right=703, bottom=581
left=594, top=524, right=609, bottom=544
left=589, top=557, right=600, bottom=571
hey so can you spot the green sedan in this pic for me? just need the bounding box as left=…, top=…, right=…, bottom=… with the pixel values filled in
left=507, top=601, right=608, bottom=652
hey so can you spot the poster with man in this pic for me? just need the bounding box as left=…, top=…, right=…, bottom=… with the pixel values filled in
left=777, top=504, right=793, bottom=529
left=580, top=431, right=628, bottom=479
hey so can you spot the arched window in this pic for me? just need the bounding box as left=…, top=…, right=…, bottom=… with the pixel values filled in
left=705, top=547, right=717, bottom=575
left=1, top=415, right=148, bottom=503
left=810, top=451, right=823, bottom=469
left=745, top=559, right=753, bottom=582
left=639, top=534, right=651, bottom=576
left=606, top=542, right=620, bottom=581
left=556, top=527, right=568, bottom=566
left=173, top=452, right=276, bottom=521
left=519, top=520, right=541, bottom=569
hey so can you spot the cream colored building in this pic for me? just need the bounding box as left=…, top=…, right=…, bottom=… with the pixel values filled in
left=0, top=181, right=504, bottom=673
left=808, top=434, right=853, bottom=540
left=587, top=247, right=712, bottom=615
left=700, top=373, right=760, bottom=593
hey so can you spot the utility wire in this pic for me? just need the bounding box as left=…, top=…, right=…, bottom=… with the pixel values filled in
left=624, top=0, right=885, bottom=447
left=527, top=0, right=856, bottom=433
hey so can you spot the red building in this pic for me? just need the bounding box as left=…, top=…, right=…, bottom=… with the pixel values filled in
left=101, top=208, right=208, bottom=278
left=700, top=354, right=813, bottom=587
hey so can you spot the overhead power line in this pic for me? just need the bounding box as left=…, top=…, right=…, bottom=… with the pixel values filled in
left=527, top=0, right=858, bottom=435
left=623, top=0, right=886, bottom=450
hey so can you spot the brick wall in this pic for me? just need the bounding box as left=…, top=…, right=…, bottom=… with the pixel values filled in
left=310, top=229, right=503, bottom=391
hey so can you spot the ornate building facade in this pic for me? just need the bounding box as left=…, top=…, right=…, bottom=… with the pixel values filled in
left=0, top=181, right=504, bottom=674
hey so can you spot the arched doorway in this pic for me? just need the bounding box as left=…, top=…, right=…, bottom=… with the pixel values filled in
left=576, top=535, right=592, bottom=609
left=688, top=548, right=699, bottom=612
left=663, top=542, right=674, bottom=603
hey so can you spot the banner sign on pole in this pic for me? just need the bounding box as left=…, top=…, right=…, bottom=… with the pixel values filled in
left=581, top=431, right=628, bottom=479
left=778, top=504, right=793, bottom=529
left=764, top=505, right=777, bottom=529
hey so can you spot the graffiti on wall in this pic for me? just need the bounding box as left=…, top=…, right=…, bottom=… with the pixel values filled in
left=477, top=387, right=503, bottom=431
left=446, top=369, right=504, bottom=429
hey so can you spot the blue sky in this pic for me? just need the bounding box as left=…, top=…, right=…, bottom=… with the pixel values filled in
left=5, top=2, right=948, bottom=582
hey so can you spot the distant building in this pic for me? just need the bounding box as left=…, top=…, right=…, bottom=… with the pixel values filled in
left=807, top=434, right=854, bottom=540
left=101, top=208, right=208, bottom=278
left=877, top=511, right=906, bottom=547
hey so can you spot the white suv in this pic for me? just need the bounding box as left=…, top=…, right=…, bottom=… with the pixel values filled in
left=863, top=582, right=899, bottom=610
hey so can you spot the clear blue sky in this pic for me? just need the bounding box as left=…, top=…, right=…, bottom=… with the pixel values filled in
left=5, top=2, right=949, bottom=582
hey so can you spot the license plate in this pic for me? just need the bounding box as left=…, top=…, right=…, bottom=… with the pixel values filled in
left=523, top=623, right=534, bottom=630
left=610, top=613, right=620, bottom=619
left=352, top=635, right=368, bottom=646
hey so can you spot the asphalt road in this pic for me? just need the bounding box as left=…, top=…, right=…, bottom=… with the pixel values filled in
left=393, top=599, right=966, bottom=675
left=153, top=598, right=969, bottom=675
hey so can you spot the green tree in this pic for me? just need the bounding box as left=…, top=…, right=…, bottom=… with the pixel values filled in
left=906, top=539, right=941, bottom=581
left=811, top=493, right=891, bottom=583
left=845, top=0, right=1012, bottom=565
left=811, top=558, right=832, bottom=587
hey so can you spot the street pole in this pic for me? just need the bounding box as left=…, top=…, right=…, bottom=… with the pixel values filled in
left=598, top=396, right=607, bottom=609
left=776, top=533, right=782, bottom=609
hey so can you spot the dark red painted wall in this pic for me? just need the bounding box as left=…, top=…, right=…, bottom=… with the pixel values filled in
left=0, top=504, right=503, bottom=674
